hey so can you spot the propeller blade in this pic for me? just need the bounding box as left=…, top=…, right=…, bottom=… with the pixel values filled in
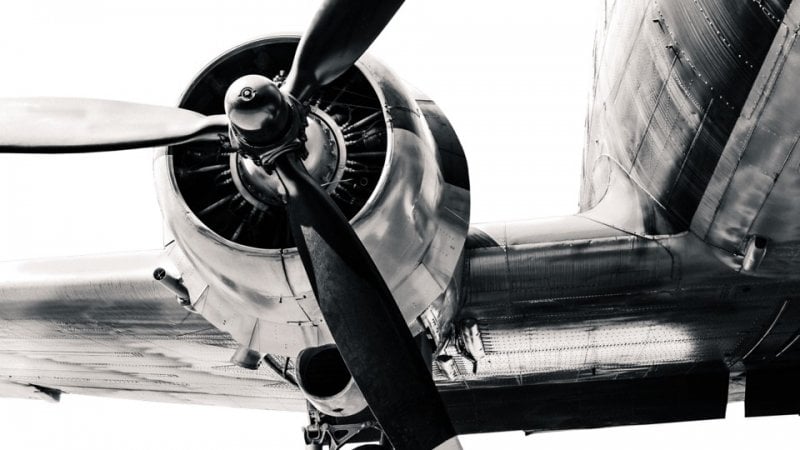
left=275, top=152, right=459, bottom=450
left=0, top=98, right=228, bottom=153
left=284, top=0, right=404, bottom=101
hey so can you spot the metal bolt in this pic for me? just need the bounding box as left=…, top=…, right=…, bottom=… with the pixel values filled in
left=239, top=87, right=255, bottom=101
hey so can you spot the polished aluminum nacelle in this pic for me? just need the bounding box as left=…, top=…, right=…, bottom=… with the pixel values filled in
left=153, top=36, right=470, bottom=358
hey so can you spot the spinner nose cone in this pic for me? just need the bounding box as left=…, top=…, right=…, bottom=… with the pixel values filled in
left=224, top=74, right=290, bottom=145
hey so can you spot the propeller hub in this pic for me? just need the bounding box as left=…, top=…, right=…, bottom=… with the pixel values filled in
left=224, top=74, right=291, bottom=147
left=230, top=106, right=346, bottom=208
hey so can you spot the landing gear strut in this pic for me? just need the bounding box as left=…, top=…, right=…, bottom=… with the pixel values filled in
left=303, top=403, right=391, bottom=449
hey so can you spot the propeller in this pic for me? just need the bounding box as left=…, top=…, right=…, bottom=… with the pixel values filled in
left=0, top=98, right=227, bottom=153
left=284, top=0, right=404, bottom=102
left=0, top=1, right=462, bottom=448
left=276, top=153, right=458, bottom=449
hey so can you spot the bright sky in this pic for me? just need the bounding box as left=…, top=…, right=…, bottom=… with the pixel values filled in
left=0, top=1, right=796, bottom=449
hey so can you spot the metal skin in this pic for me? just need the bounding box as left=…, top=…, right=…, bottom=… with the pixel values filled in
left=582, top=0, right=796, bottom=255
left=154, top=36, right=471, bottom=359
left=441, top=217, right=779, bottom=390
left=690, top=4, right=800, bottom=277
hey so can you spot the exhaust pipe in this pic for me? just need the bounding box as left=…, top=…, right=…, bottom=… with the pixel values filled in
left=295, top=344, right=368, bottom=417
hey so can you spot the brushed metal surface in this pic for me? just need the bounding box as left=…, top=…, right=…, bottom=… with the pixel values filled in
left=0, top=251, right=306, bottom=411
left=435, top=216, right=797, bottom=389
left=691, top=3, right=800, bottom=276
left=582, top=0, right=790, bottom=232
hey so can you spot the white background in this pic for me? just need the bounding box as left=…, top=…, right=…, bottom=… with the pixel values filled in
left=0, top=1, right=796, bottom=448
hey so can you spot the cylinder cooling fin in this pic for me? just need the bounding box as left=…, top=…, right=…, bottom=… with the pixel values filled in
left=171, top=38, right=387, bottom=249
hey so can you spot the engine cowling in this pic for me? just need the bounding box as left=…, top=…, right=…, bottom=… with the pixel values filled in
left=154, top=36, right=470, bottom=359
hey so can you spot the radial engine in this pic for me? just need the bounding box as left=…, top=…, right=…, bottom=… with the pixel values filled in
left=152, top=37, right=470, bottom=414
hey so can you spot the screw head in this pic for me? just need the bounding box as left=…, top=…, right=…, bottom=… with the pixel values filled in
left=239, top=87, right=255, bottom=101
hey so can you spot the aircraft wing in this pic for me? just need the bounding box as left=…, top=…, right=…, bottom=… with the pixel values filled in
left=0, top=250, right=305, bottom=411
left=0, top=246, right=733, bottom=435
left=690, top=6, right=800, bottom=275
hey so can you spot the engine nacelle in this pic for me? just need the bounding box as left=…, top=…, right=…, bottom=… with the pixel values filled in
left=154, top=36, right=470, bottom=358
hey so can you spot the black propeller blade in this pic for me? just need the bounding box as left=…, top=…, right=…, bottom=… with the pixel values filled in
left=273, top=1, right=461, bottom=448
left=0, top=98, right=227, bottom=153
left=284, top=0, right=404, bottom=101
left=275, top=153, right=458, bottom=449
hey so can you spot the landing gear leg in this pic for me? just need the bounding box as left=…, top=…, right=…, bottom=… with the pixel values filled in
left=303, top=403, right=389, bottom=449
